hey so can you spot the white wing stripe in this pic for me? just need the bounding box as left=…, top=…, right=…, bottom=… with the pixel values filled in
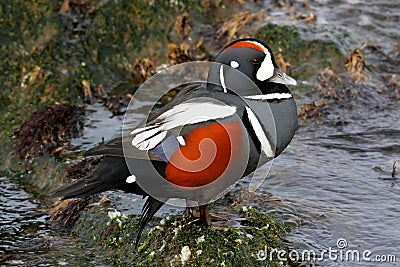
left=131, top=101, right=237, bottom=151
left=131, top=127, right=161, bottom=145
left=130, top=124, right=158, bottom=135
left=245, top=106, right=274, bottom=157
left=156, top=102, right=236, bottom=130
left=132, top=131, right=168, bottom=150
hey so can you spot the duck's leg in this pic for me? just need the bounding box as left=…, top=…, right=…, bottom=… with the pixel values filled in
left=184, top=207, right=192, bottom=218
left=184, top=200, right=200, bottom=219
left=199, top=204, right=211, bottom=227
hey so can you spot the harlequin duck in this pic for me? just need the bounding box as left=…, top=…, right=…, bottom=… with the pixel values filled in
left=52, top=38, right=297, bottom=247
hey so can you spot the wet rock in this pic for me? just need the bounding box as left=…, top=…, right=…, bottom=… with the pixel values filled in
left=73, top=207, right=297, bottom=267
left=14, top=103, right=85, bottom=160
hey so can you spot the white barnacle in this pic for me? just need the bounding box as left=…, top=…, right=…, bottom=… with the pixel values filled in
left=180, top=246, right=191, bottom=265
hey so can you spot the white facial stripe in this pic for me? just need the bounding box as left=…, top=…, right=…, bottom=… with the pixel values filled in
left=126, top=174, right=137, bottom=184
left=256, top=54, right=274, bottom=81
left=245, top=93, right=292, bottom=100
left=226, top=40, right=274, bottom=81
left=241, top=40, right=274, bottom=82
left=230, top=60, right=239, bottom=68
left=219, top=65, right=227, bottom=93
left=245, top=106, right=274, bottom=158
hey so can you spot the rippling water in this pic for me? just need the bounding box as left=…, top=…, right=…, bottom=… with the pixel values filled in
left=263, top=105, right=400, bottom=266
left=260, top=1, right=400, bottom=266
left=0, top=176, right=47, bottom=249
left=0, top=176, right=105, bottom=266
left=1, top=0, right=399, bottom=266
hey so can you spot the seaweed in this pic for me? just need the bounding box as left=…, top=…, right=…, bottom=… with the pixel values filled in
left=14, top=103, right=85, bottom=159
left=345, top=44, right=368, bottom=82
left=298, top=100, right=326, bottom=122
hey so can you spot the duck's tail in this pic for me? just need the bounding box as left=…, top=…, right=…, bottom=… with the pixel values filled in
left=135, top=196, right=165, bottom=249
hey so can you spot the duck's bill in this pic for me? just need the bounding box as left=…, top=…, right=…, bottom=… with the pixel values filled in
left=268, top=68, right=297, bottom=86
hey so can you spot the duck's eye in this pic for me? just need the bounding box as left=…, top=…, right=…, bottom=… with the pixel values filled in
left=230, top=60, right=239, bottom=68
left=251, top=58, right=262, bottom=64
left=277, top=72, right=284, bottom=79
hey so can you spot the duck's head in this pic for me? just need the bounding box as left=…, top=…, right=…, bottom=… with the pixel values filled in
left=208, top=38, right=296, bottom=96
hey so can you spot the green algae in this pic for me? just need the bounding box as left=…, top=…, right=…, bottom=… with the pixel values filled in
left=74, top=207, right=298, bottom=267
left=257, top=24, right=344, bottom=81
left=0, top=0, right=232, bottom=168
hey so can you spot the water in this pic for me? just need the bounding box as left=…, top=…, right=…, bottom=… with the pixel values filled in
left=256, top=1, right=400, bottom=265
left=0, top=176, right=106, bottom=266
left=262, top=105, right=400, bottom=266
left=1, top=0, right=400, bottom=266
